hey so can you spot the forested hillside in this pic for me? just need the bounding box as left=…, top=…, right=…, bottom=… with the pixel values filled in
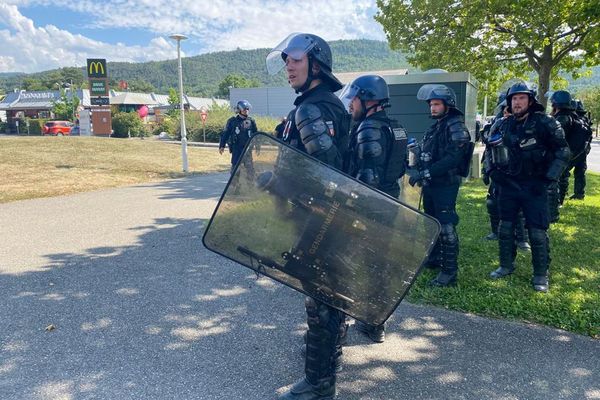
left=0, top=39, right=597, bottom=98
left=0, top=40, right=409, bottom=97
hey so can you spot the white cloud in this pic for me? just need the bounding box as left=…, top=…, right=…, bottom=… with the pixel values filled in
left=0, top=3, right=176, bottom=72
left=0, top=1, right=385, bottom=72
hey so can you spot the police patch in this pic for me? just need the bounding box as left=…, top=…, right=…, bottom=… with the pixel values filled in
left=393, top=127, right=407, bottom=141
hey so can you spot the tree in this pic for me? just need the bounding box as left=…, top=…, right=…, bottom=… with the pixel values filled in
left=576, top=86, right=600, bottom=131
left=375, top=0, right=600, bottom=107
left=111, top=111, right=147, bottom=138
left=128, top=79, right=156, bottom=93
left=51, top=89, right=80, bottom=121
left=167, top=87, right=180, bottom=118
left=216, top=74, right=260, bottom=98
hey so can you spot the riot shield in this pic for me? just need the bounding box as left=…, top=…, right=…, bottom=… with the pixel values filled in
left=203, top=133, right=440, bottom=326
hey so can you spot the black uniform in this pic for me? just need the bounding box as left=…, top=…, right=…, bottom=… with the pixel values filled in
left=347, top=110, right=407, bottom=341
left=418, top=110, right=471, bottom=285
left=482, top=117, right=529, bottom=247
left=347, top=110, right=407, bottom=198
left=219, top=114, right=257, bottom=168
left=275, top=120, right=286, bottom=139
left=487, top=111, right=570, bottom=290
left=281, top=82, right=350, bottom=397
left=557, top=110, right=593, bottom=202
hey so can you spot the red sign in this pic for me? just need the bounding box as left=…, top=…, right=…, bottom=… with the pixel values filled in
left=201, top=111, right=208, bottom=122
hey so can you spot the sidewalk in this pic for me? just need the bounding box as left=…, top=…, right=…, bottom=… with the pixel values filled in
left=1, top=173, right=598, bottom=400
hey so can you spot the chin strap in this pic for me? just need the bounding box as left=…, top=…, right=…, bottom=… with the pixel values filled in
left=296, top=57, right=315, bottom=94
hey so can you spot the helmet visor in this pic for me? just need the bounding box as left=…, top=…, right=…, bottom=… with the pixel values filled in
left=337, top=83, right=359, bottom=112
left=266, top=33, right=316, bottom=75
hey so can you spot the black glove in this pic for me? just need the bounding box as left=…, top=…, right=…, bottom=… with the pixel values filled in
left=482, top=173, right=490, bottom=186
left=407, top=169, right=430, bottom=187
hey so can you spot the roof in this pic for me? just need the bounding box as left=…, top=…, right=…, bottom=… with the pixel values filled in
left=335, top=69, right=409, bottom=84
left=0, top=89, right=228, bottom=110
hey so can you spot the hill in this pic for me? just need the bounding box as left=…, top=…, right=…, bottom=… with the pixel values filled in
left=1, top=39, right=597, bottom=97
left=0, top=40, right=409, bottom=97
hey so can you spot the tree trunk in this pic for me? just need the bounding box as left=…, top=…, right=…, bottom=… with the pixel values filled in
left=537, top=63, right=552, bottom=109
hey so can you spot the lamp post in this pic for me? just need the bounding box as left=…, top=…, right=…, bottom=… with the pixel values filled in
left=169, top=33, right=189, bottom=172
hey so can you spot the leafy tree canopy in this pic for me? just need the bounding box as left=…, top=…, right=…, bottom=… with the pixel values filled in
left=216, top=74, right=261, bottom=98
left=376, top=0, right=600, bottom=106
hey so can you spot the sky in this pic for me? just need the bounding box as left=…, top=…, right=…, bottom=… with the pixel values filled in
left=0, top=0, right=385, bottom=73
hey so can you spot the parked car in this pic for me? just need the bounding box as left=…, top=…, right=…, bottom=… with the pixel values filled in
left=69, top=125, right=80, bottom=136
left=42, top=121, right=73, bottom=136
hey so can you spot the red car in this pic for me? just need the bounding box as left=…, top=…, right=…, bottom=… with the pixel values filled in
left=42, top=121, right=73, bottom=136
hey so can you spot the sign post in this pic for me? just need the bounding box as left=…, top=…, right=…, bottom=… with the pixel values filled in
left=86, top=58, right=111, bottom=136
left=201, top=110, right=208, bottom=143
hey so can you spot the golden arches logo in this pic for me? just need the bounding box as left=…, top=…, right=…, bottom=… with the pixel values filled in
left=88, top=62, right=105, bottom=76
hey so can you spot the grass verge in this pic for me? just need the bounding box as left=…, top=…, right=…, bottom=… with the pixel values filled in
left=0, top=136, right=231, bottom=203
left=408, top=173, right=600, bottom=338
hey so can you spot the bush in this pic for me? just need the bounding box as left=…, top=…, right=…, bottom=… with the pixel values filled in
left=26, top=118, right=45, bottom=136
left=111, top=111, right=148, bottom=138
left=186, top=103, right=279, bottom=143
left=0, top=121, right=7, bottom=134
left=152, top=117, right=177, bottom=138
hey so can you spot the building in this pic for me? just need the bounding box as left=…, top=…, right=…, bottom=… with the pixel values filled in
left=230, top=69, right=478, bottom=141
left=0, top=89, right=227, bottom=134
left=229, top=69, right=409, bottom=118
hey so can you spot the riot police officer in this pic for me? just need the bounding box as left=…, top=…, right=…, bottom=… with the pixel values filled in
left=551, top=93, right=593, bottom=202
left=482, top=95, right=530, bottom=250
left=407, top=84, right=473, bottom=287
left=219, top=100, right=257, bottom=172
left=267, top=32, right=350, bottom=400
left=341, top=74, right=407, bottom=343
left=486, top=82, right=570, bottom=292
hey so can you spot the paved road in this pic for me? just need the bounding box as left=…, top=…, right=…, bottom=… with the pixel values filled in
left=587, top=138, right=600, bottom=173
left=1, top=173, right=599, bottom=400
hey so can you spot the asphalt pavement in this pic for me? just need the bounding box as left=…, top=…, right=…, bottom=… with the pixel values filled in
left=1, top=172, right=599, bottom=400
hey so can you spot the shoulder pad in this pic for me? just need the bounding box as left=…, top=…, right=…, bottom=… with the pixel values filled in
left=356, top=120, right=382, bottom=143
left=295, top=103, right=323, bottom=127
left=554, top=114, right=571, bottom=127
left=447, top=117, right=471, bottom=143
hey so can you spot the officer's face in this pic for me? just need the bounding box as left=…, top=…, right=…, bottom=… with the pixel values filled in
left=511, top=94, right=530, bottom=116
left=429, top=99, right=446, bottom=118
left=285, top=53, right=309, bottom=90
left=239, top=108, right=249, bottom=117
left=349, top=97, right=363, bottom=121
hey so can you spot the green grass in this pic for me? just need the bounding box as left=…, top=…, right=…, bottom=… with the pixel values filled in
left=408, top=173, right=600, bottom=338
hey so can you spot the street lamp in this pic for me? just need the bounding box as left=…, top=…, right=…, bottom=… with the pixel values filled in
left=169, top=33, right=189, bottom=173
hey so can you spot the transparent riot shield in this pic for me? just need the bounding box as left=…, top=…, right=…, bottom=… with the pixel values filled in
left=203, top=133, right=440, bottom=326
left=398, top=175, right=422, bottom=210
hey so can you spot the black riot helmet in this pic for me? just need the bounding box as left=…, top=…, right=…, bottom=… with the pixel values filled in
left=339, top=75, right=389, bottom=120
left=547, top=90, right=572, bottom=109
left=575, top=99, right=586, bottom=113
left=235, top=100, right=251, bottom=114
left=417, top=84, right=457, bottom=108
left=506, top=81, right=543, bottom=113
left=266, top=33, right=343, bottom=93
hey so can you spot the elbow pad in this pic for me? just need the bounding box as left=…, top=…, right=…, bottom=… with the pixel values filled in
left=295, top=103, right=333, bottom=156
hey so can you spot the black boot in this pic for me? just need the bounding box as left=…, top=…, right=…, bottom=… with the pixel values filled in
left=280, top=298, right=339, bottom=400
left=355, top=321, right=385, bottom=343
left=430, top=224, right=458, bottom=287
left=490, top=221, right=516, bottom=278
left=485, top=186, right=500, bottom=240
left=424, top=240, right=442, bottom=270
left=301, top=317, right=347, bottom=372
left=547, top=182, right=560, bottom=223
left=515, top=214, right=531, bottom=252
left=529, top=228, right=550, bottom=292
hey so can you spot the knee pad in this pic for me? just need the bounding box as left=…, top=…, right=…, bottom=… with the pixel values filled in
left=498, top=220, right=514, bottom=240
left=528, top=228, right=547, bottom=246
left=440, top=224, right=458, bottom=245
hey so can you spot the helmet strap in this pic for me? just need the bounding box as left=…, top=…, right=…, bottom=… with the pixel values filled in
left=297, top=56, right=315, bottom=94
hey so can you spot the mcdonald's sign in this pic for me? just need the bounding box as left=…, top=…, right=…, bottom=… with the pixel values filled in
left=87, top=58, right=107, bottom=78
